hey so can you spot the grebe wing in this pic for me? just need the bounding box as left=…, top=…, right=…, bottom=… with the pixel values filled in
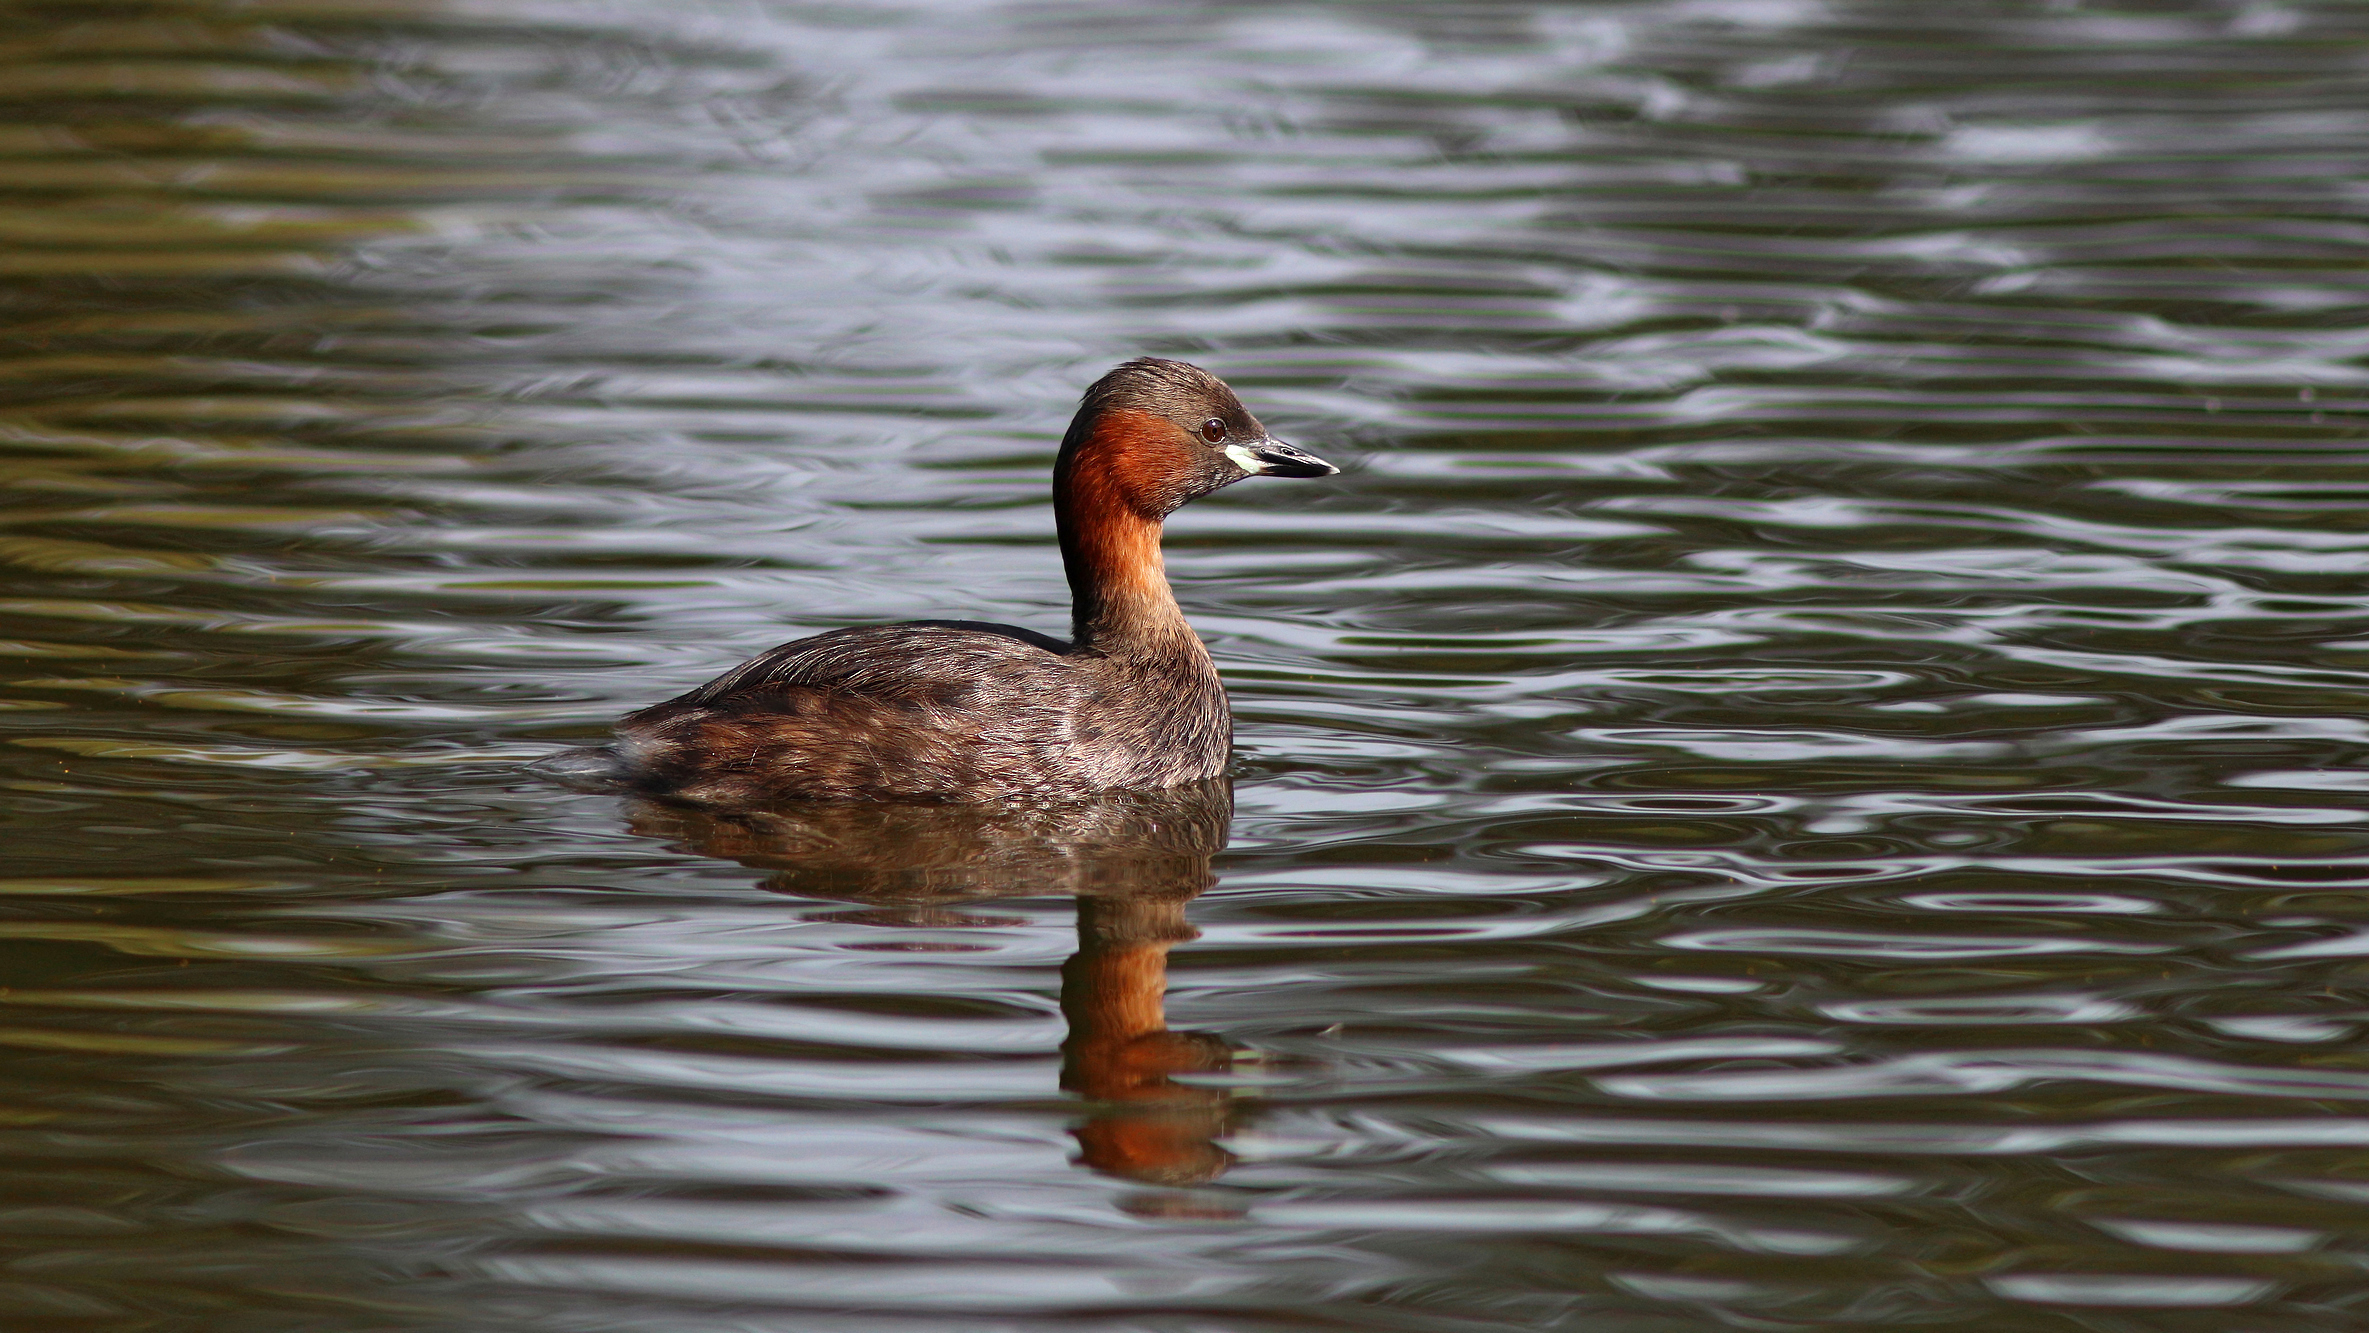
left=604, top=620, right=1107, bottom=803
left=650, top=620, right=1073, bottom=713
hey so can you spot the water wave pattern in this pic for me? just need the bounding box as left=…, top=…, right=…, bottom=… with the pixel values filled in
left=6, top=0, right=2369, bottom=1328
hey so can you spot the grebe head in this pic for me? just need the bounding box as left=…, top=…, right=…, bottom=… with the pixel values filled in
left=1059, top=357, right=1336, bottom=517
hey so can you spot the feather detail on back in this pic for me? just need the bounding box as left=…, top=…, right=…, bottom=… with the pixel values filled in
left=611, top=622, right=1227, bottom=804
left=658, top=622, right=1073, bottom=710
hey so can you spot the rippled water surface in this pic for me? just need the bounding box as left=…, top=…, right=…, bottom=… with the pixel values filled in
left=10, top=0, right=2369, bottom=1327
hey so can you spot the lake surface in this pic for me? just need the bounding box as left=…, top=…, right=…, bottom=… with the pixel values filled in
left=6, top=0, right=2369, bottom=1327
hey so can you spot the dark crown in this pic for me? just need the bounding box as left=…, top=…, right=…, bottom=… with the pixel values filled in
left=1078, top=357, right=1249, bottom=428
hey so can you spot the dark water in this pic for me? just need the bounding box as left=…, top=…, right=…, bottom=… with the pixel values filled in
left=6, top=0, right=2369, bottom=1327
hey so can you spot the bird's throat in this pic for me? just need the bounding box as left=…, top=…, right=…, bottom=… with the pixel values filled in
left=1057, top=413, right=1197, bottom=652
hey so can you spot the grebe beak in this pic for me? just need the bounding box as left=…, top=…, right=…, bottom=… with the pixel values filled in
left=1224, top=439, right=1338, bottom=478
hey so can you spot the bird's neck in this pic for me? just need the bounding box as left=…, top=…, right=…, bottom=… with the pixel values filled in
left=1055, top=419, right=1198, bottom=655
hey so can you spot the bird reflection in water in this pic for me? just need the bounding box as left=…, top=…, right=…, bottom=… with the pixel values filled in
left=622, top=780, right=1241, bottom=1188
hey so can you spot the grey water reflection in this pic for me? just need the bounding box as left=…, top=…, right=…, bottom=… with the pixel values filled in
left=630, top=782, right=1243, bottom=1189
left=11, top=0, right=2369, bottom=1328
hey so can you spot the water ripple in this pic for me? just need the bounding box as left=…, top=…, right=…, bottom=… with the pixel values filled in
left=7, top=0, right=2369, bottom=1328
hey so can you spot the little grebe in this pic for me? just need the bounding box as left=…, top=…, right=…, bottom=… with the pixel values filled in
left=554, top=358, right=1335, bottom=804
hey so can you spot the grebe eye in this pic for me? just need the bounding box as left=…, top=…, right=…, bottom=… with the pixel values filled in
left=1200, top=418, right=1227, bottom=444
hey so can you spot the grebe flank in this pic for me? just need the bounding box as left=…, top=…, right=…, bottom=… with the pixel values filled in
left=552, top=358, right=1335, bottom=804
